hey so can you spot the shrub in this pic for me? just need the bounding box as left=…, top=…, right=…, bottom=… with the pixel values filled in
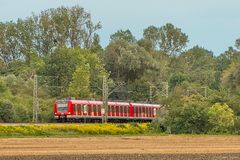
left=166, top=102, right=208, bottom=134
left=0, top=99, right=15, bottom=122
left=208, top=103, right=235, bottom=133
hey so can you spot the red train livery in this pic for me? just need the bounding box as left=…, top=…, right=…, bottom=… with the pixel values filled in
left=54, top=99, right=160, bottom=122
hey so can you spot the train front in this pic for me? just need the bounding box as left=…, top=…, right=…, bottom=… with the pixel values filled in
left=54, top=99, right=69, bottom=122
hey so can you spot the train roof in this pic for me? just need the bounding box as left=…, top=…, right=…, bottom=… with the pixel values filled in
left=60, top=99, right=160, bottom=107
left=69, top=100, right=129, bottom=106
left=130, top=102, right=160, bottom=107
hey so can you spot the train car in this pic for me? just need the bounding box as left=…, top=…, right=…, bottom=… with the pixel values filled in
left=54, top=99, right=161, bottom=122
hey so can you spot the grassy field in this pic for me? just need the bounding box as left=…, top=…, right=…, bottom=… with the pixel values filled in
left=0, top=123, right=152, bottom=137
left=0, top=136, right=239, bottom=159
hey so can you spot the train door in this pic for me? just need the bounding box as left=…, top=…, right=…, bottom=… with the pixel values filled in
left=98, top=105, right=101, bottom=116
left=116, top=106, right=119, bottom=117
left=119, top=106, right=123, bottom=117
left=136, top=106, right=139, bottom=117
left=80, top=104, right=83, bottom=116
left=150, top=107, right=152, bottom=117
left=88, top=104, right=92, bottom=116
left=145, top=107, right=147, bottom=117
left=133, top=106, right=136, bottom=117
left=129, top=104, right=133, bottom=117
left=93, top=105, right=97, bottom=116
left=112, top=105, right=116, bottom=117
left=73, top=104, right=77, bottom=116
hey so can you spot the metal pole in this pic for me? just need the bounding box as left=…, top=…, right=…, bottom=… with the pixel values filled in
left=204, top=87, right=207, bottom=98
left=201, top=86, right=207, bottom=98
left=162, top=82, right=169, bottom=98
left=149, top=85, right=152, bottom=102
left=165, top=82, right=168, bottom=98
left=33, top=75, right=39, bottom=123
left=102, top=76, right=108, bottom=123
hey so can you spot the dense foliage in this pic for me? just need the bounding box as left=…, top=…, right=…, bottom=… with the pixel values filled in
left=0, top=5, right=240, bottom=134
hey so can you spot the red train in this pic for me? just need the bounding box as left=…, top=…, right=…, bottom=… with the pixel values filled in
left=54, top=99, right=160, bottom=122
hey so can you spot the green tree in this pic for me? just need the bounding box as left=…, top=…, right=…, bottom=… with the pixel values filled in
left=215, top=47, right=240, bottom=89
left=110, top=29, right=136, bottom=43
left=16, top=18, right=35, bottom=65
left=208, top=103, right=235, bottom=133
left=104, top=40, right=152, bottom=82
left=42, top=47, right=80, bottom=96
left=68, top=64, right=91, bottom=98
left=176, top=46, right=216, bottom=88
left=90, top=34, right=103, bottom=53
left=169, top=72, right=186, bottom=90
left=43, top=47, right=107, bottom=97
left=143, top=26, right=160, bottom=50
left=235, top=38, right=240, bottom=50
left=159, top=23, right=188, bottom=56
left=221, top=61, right=240, bottom=94
left=0, top=21, right=21, bottom=63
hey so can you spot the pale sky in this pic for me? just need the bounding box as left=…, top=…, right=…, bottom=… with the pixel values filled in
left=0, top=0, right=240, bottom=55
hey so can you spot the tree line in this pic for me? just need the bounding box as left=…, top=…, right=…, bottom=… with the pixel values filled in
left=0, top=6, right=240, bottom=134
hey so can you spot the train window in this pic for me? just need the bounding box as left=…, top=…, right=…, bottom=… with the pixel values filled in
left=113, top=106, right=116, bottom=116
left=118, top=106, right=120, bottom=116
left=145, top=107, right=147, bottom=117
left=145, top=107, right=148, bottom=117
left=139, top=107, right=142, bottom=117
left=136, top=107, right=137, bottom=117
left=133, top=106, right=136, bottom=117
left=144, top=107, right=146, bottom=117
left=99, top=105, right=101, bottom=115
left=153, top=108, right=156, bottom=116
left=120, top=106, right=122, bottom=116
left=80, top=105, right=83, bottom=114
left=150, top=108, right=152, bottom=117
left=88, top=105, right=92, bottom=115
left=110, top=105, right=112, bottom=116
left=93, top=105, right=96, bottom=115
left=91, top=105, right=93, bottom=116
left=84, top=105, right=88, bottom=114
left=57, top=101, right=68, bottom=112
left=74, top=104, right=77, bottom=114
left=73, top=104, right=76, bottom=112
left=146, top=107, right=149, bottom=117
left=77, top=104, right=80, bottom=115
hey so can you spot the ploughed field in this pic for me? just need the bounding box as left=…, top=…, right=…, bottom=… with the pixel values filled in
left=0, top=136, right=239, bottom=160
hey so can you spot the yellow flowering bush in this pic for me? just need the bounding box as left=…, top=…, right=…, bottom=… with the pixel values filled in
left=0, top=123, right=151, bottom=137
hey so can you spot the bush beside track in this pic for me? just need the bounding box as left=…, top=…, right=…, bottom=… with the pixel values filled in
left=0, top=123, right=151, bottom=137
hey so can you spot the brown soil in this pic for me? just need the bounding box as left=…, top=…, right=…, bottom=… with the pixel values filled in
left=0, top=135, right=239, bottom=159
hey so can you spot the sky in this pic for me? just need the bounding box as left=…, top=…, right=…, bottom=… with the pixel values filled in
left=0, top=0, right=240, bottom=55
